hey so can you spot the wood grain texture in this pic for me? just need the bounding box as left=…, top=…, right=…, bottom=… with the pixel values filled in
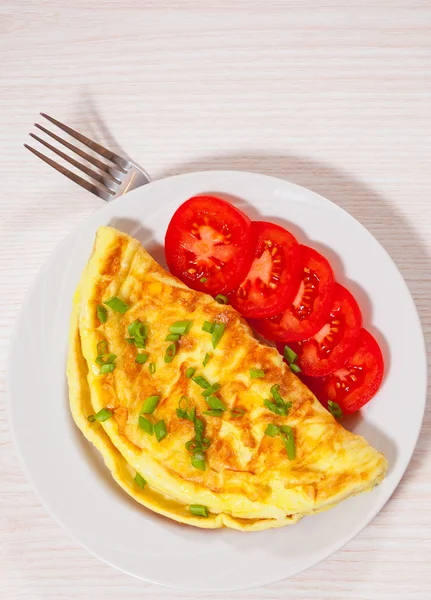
left=1, top=1, right=430, bottom=598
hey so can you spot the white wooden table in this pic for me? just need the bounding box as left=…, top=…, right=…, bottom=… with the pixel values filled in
left=1, top=2, right=430, bottom=598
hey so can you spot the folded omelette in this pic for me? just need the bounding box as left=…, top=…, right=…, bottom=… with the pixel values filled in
left=67, top=226, right=387, bottom=530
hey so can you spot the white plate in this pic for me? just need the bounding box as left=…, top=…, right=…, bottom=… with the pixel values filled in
left=7, top=171, right=426, bottom=591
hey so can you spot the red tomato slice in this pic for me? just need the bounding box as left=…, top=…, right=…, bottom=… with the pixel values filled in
left=251, top=245, right=335, bottom=342
left=280, top=283, right=362, bottom=377
left=301, top=329, right=384, bottom=415
left=228, top=221, right=301, bottom=318
left=165, top=195, right=254, bottom=295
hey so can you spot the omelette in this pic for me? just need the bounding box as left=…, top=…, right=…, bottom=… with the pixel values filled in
left=67, top=226, right=387, bottom=530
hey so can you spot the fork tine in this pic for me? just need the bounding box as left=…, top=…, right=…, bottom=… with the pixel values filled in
left=29, top=133, right=121, bottom=187
left=40, top=113, right=131, bottom=171
left=34, top=123, right=127, bottom=175
left=24, top=144, right=115, bottom=202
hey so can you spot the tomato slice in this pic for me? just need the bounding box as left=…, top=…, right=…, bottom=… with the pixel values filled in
left=228, top=222, right=301, bottom=318
left=301, top=329, right=384, bottom=415
left=165, top=195, right=254, bottom=295
left=251, top=245, right=335, bottom=342
left=279, top=283, right=362, bottom=377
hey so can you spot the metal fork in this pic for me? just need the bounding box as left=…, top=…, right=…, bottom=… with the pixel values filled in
left=25, top=114, right=150, bottom=201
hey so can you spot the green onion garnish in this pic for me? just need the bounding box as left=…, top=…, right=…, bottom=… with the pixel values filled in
left=283, top=345, right=298, bottom=364
left=128, top=320, right=146, bottom=338
left=134, top=472, right=146, bottom=489
left=125, top=337, right=135, bottom=344
left=265, top=423, right=280, bottom=437
left=189, top=504, right=209, bottom=517
left=200, top=277, right=208, bottom=283
left=202, top=321, right=214, bottom=334
left=149, top=362, right=156, bottom=374
left=280, top=425, right=296, bottom=460
left=135, top=352, right=149, bottom=364
left=176, top=396, right=195, bottom=421
left=289, top=363, right=301, bottom=374
left=206, top=396, right=226, bottom=411
left=169, top=320, right=193, bottom=335
left=270, top=384, right=283, bottom=403
left=104, top=296, right=129, bottom=314
left=212, top=322, right=226, bottom=349
left=164, top=342, right=178, bottom=363
left=215, top=294, right=229, bottom=305
left=165, top=333, right=181, bottom=342
left=97, top=340, right=108, bottom=356
left=201, top=382, right=221, bottom=397
left=97, top=305, right=107, bottom=324
left=194, top=417, right=205, bottom=441
left=328, top=400, right=343, bottom=419
left=138, top=416, right=154, bottom=435
left=191, top=450, right=206, bottom=471
left=230, top=408, right=246, bottom=418
left=185, top=367, right=196, bottom=379
left=140, top=395, right=160, bottom=415
left=100, top=363, right=115, bottom=374
left=154, top=419, right=167, bottom=442
left=87, top=408, right=113, bottom=422
left=95, top=353, right=117, bottom=365
left=203, top=409, right=224, bottom=417
left=202, top=353, right=210, bottom=367
left=250, top=368, right=265, bottom=379
left=192, top=375, right=210, bottom=389
left=263, top=385, right=292, bottom=416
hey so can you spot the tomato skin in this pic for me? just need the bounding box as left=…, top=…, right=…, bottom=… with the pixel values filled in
left=165, top=195, right=254, bottom=295
left=301, top=329, right=384, bottom=415
left=251, top=245, right=335, bottom=342
left=228, top=221, right=301, bottom=318
left=281, top=283, right=362, bottom=377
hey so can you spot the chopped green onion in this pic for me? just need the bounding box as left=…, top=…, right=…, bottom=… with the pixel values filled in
left=128, top=320, right=147, bottom=338
left=176, top=396, right=195, bottom=421
left=280, top=426, right=296, bottom=460
left=134, top=338, right=146, bottom=349
left=140, top=395, right=160, bottom=415
left=104, top=296, right=129, bottom=314
left=283, top=345, right=298, bottom=364
left=138, top=416, right=154, bottom=435
left=202, top=353, right=210, bottom=367
left=194, top=417, right=205, bottom=441
left=201, top=382, right=221, bottom=397
left=134, top=472, right=146, bottom=489
left=149, top=362, right=156, bottom=374
left=169, top=320, right=193, bottom=335
left=250, top=368, right=265, bottom=379
left=192, top=375, right=211, bottom=389
left=230, top=408, right=246, bottom=418
left=215, top=294, right=229, bottom=305
left=125, top=337, right=136, bottom=344
left=135, top=352, right=149, bottom=364
left=185, top=367, right=196, bottom=379
left=200, top=277, right=208, bottom=283
left=191, top=450, right=206, bottom=471
left=270, top=384, right=283, bottom=403
left=97, top=340, right=108, bottom=356
left=203, top=409, right=224, bottom=417
left=95, top=353, right=117, bottom=365
left=87, top=408, right=113, bottom=422
left=97, top=305, right=107, bottom=323
left=100, top=363, right=115, bottom=374
left=263, top=399, right=290, bottom=416
left=328, top=400, right=343, bottom=419
left=212, top=322, right=226, bottom=349
left=164, top=342, right=178, bottom=363
left=206, top=396, right=226, bottom=411
left=165, top=333, right=181, bottom=342
left=290, top=363, right=301, bottom=374
left=154, top=419, right=167, bottom=442
left=265, top=423, right=280, bottom=437
left=202, top=321, right=215, bottom=334
left=189, top=504, right=209, bottom=517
